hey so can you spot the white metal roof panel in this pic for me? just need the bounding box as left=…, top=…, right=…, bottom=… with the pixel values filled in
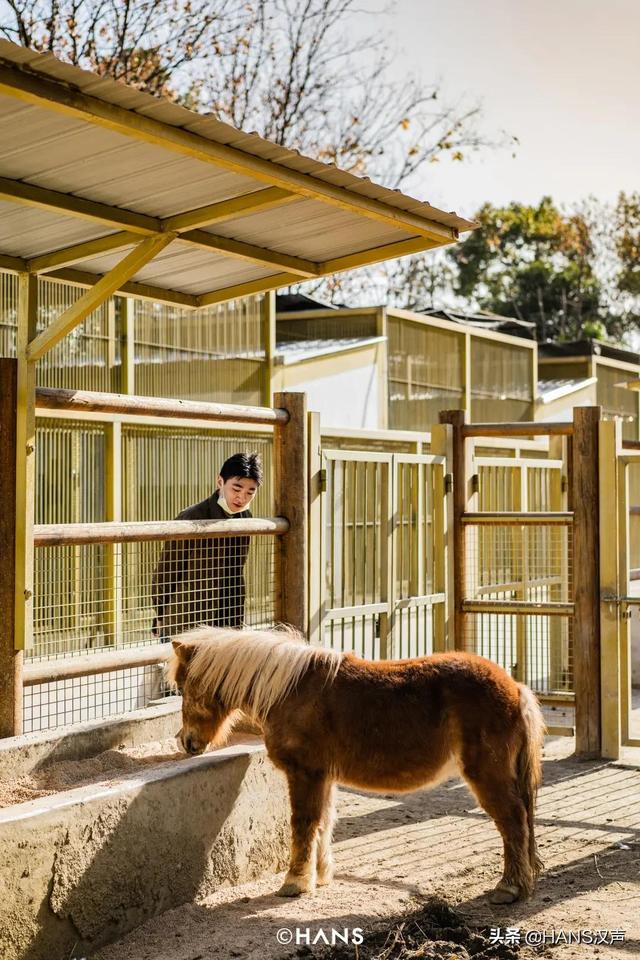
left=0, top=41, right=476, bottom=307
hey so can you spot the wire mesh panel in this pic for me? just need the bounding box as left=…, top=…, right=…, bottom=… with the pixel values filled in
left=470, top=338, right=534, bottom=422
left=277, top=314, right=377, bottom=343
left=322, top=453, right=389, bottom=656
left=387, top=317, right=465, bottom=430
left=23, top=666, right=165, bottom=735
left=1, top=270, right=269, bottom=402
left=133, top=296, right=265, bottom=403
left=462, top=613, right=572, bottom=693
left=26, top=535, right=277, bottom=732
left=464, top=521, right=573, bottom=693
left=393, top=457, right=442, bottom=659
left=122, top=425, right=274, bottom=521
left=0, top=270, right=122, bottom=391
left=597, top=363, right=639, bottom=440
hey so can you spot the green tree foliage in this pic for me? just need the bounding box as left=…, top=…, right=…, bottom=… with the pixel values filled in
left=615, top=192, right=640, bottom=297
left=448, top=198, right=605, bottom=341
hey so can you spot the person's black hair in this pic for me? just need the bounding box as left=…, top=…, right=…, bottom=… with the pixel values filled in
left=219, top=452, right=263, bottom=486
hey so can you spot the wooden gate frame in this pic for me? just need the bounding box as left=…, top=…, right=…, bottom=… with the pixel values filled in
left=440, top=407, right=603, bottom=759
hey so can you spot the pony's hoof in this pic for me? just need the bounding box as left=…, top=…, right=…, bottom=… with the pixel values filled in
left=489, top=883, right=520, bottom=904
left=316, top=871, right=333, bottom=887
left=276, top=881, right=308, bottom=897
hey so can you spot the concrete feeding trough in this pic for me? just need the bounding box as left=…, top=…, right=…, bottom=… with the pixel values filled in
left=0, top=704, right=289, bottom=960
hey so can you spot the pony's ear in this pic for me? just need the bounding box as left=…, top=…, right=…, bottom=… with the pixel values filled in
left=171, top=639, right=195, bottom=663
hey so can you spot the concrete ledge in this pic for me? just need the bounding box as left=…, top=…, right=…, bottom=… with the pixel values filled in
left=0, top=701, right=184, bottom=780
left=0, top=739, right=289, bottom=960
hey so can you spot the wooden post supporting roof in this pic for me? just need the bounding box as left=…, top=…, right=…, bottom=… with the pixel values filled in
left=572, top=405, right=602, bottom=758
left=274, top=392, right=308, bottom=634
left=0, top=359, right=21, bottom=736
left=11, top=273, right=38, bottom=738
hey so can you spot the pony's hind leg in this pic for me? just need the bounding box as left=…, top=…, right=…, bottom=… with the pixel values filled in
left=277, top=770, right=329, bottom=897
left=316, top=783, right=337, bottom=886
left=461, top=756, right=533, bottom=903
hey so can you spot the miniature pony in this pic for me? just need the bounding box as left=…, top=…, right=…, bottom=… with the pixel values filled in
left=168, top=626, right=544, bottom=904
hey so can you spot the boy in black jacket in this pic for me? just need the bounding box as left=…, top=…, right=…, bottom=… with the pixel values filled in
left=152, top=452, right=263, bottom=639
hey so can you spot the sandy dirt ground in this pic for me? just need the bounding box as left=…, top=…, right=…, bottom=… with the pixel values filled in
left=89, top=738, right=640, bottom=960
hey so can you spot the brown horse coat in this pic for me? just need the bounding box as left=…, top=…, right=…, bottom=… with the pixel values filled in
left=169, top=628, right=544, bottom=904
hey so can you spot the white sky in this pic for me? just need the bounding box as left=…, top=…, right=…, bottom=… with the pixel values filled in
left=362, top=0, right=640, bottom=220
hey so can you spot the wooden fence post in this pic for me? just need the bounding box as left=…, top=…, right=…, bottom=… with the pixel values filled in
left=307, top=410, right=323, bottom=647
left=0, top=359, right=22, bottom=737
left=274, top=392, right=308, bottom=634
left=430, top=422, right=454, bottom=651
left=104, top=420, right=123, bottom=646
left=572, top=405, right=601, bottom=757
left=262, top=291, right=276, bottom=406
left=120, top=296, right=135, bottom=395
left=439, top=409, right=470, bottom=650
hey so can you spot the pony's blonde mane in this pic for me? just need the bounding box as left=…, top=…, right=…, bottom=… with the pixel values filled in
left=169, top=625, right=343, bottom=719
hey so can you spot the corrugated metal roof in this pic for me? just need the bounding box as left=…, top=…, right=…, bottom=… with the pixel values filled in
left=537, top=377, right=597, bottom=404
left=276, top=336, right=383, bottom=364
left=539, top=339, right=640, bottom=366
left=421, top=307, right=536, bottom=340
left=0, top=41, right=475, bottom=307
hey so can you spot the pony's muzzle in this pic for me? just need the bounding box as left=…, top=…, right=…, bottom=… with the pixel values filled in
left=176, top=727, right=203, bottom=756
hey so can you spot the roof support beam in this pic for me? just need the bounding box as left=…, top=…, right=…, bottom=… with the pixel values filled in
left=27, top=232, right=140, bottom=273
left=0, top=175, right=160, bottom=234
left=198, top=273, right=300, bottom=307
left=180, top=230, right=318, bottom=277
left=0, top=63, right=458, bottom=243
left=46, top=267, right=200, bottom=308
left=163, top=187, right=298, bottom=231
left=25, top=225, right=317, bottom=278
left=2, top=175, right=315, bottom=277
left=27, top=234, right=175, bottom=360
left=318, top=235, right=440, bottom=275
left=0, top=177, right=298, bottom=239
left=0, top=253, right=26, bottom=271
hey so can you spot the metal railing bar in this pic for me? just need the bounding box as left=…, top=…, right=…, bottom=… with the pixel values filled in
left=395, top=593, right=446, bottom=609
left=324, top=602, right=389, bottom=621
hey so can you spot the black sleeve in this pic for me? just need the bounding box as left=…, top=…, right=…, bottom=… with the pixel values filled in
left=216, top=534, right=250, bottom=628
left=151, top=515, right=187, bottom=617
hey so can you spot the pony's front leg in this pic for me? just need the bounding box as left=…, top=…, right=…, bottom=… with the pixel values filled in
left=316, top=783, right=336, bottom=886
left=276, top=770, right=328, bottom=897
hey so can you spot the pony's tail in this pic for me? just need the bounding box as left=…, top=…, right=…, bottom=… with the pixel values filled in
left=517, top=683, right=545, bottom=883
